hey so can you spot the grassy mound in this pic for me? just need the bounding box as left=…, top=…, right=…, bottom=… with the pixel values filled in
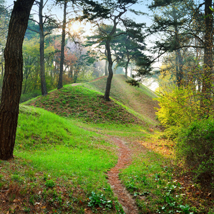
left=85, top=74, right=159, bottom=125
left=25, top=85, right=143, bottom=124
left=0, top=106, right=124, bottom=213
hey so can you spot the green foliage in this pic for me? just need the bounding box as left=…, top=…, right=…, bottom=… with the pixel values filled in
left=20, top=90, right=41, bottom=103
left=11, top=174, right=24, bottom=183
left=25, top=17, right=39, bottom=40
left=126, top=79, right=140, bottom=87
left=45, top=180, right=55, bottom=188
left=88, top=191, right=113, bottom=209
left=22, top=38, right=56, bottom=95
left=120, top=149, right=195, bottom=213
left=176, top=118, right=214, bottom=181
left=156, top=84, right=214, bottom=187
left=156, top=86, right=202, bottom=129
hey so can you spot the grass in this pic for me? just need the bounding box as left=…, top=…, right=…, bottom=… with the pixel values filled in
left=1, top=75, right=213, bottom=213
left=0, top=105, right=125, bottom=213
left=118, top=132, right=214, bottom=214
left=73, top=120, right=150, bottom=140
left=25, top=85, right=143, bottom=125
left=85, top=75, right=159, bottom=125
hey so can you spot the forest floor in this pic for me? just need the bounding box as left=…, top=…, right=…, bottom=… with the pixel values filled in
left=0, top=75, right=214, bottom=213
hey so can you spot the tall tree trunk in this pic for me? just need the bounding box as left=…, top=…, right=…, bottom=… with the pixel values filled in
left=173, top=8, right=183, bottom=88
left=103, top=10, right=126, bottom=100
left=125, top=58, right=130, bottom=78
left=0, top=0, right=34, bottom=160
left=39, top=0, right=47, bottom=95
left=105, top=60, right=108, bottom=76
left=104, top=48, right=108, bottom=76
left=104, top=40, right=113, bottom=101
left=1, top=63, right=3, bottom=78
left=175, top=49, right=183, bottom=87
left=202, top=0, right=213, bottom=105
left=69, top=66, right=73, bottom=78
left=58, top=0, right=67, bottom=89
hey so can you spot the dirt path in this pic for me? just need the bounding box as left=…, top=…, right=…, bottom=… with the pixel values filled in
left=108, top=137, right=138, bottom=214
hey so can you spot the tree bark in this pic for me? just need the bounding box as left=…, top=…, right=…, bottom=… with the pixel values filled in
left=202, top=0, right=213, bottom=102
left=0, top=0, right=35, bottom=160
left=173, top=8, right=183, bottom=88
left=39, top=0, right=47, bottom=95
left=105, top=60, right=108, bottom=76
left=103, top=16, right=120, bottom=101
left=104, top=39, right=113, bottom=101
left=58, top=0, right=67, bottom=89
left=175, top=49, right=183, bottom=87
left=104, top=48, right=108, bottom=76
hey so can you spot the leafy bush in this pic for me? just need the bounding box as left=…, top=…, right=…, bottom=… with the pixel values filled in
left=176, top=118, right=214, bottom=180
left=88, top=191, right=113, bottom=209
left=20, top=90, right=41, bottom=103
left=155, top=86, right=202, bottom=129
left=126, top=79, right=140, bottom=87
left=156, top=85, right=214, bottom=139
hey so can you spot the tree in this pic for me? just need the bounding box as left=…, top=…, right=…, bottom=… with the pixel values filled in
left=150, top=0, right=214, bottom=114
left=25, top=16, right=40, bottom=40
left=0, top=0, right=10, bottom=90
left=57, top=0, right=68, bottom=89
left=0, top=0, right=35, bottom=160
left=113, top=29, right=146, bottom=78
left=54, top=39, right=77, bottom=83
left=28, top=0, right=58, bottom=95
left=39, top=0, right=48, bottom=95
left=202, top=0, right=213, bottom=104
left=149, top=0, right=191, bottom=87
left=22, top=38, right=55, bottom=94
left=81, top=0, right=146, bottom=100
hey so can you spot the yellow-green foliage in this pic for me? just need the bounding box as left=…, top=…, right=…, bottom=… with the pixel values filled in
left=176, top=118, right=214, bottom=182
left=156, top=85, right=207, bottom=128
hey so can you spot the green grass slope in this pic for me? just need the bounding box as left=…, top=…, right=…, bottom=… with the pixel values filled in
left=85, top=74, right=159, bottom=125
left=0, top=106, right=124, bottom=213
left=25, top=84, right=143, bottom=125
left=0, top=75, right=160, bottom=213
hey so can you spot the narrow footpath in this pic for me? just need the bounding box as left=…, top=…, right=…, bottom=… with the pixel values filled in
left=108, top=137, right=139, bottom=214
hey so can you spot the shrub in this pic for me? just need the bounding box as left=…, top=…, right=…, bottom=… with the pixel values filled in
left=20, top=90, right=41, bottom=103
left=176, top=118, right=214, bottom=181
left=126, top=79, right=139, bottom=87
left=155, top=85, right=214, bottom=139
left=88, top=191, right=113, bottom=209
left=155, top=86, right=202, bottom=129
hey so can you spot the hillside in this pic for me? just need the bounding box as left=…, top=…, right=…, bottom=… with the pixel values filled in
left=1, top=77, right=154, bottom=213
left=25, top=82, right=146, bottom=125
left=0, top=106, right=123, bottom=213
left=85, top=74, right=159, bottom=125
left=1, top=75, right=213, bottom=213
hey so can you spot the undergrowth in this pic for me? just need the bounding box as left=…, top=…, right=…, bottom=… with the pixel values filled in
left=176, top=118, right=214, bottom=184
left=119, top=134, right=214, bottom=213
left=0, top=105, right=124, bottom=213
